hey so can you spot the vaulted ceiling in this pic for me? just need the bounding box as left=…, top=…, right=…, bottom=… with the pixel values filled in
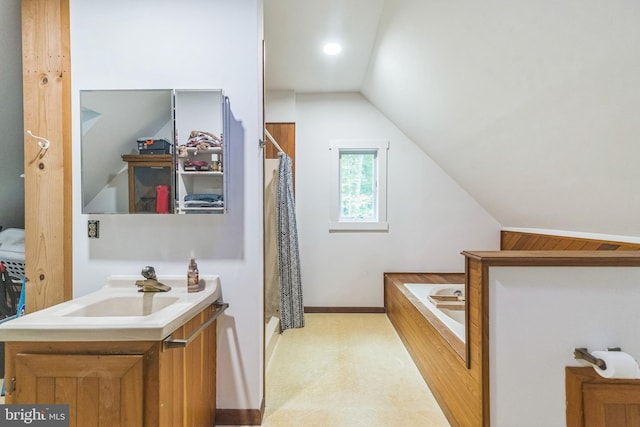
left=265, top=0, right=383, bottom=92
left=265, top=0, right=640, bottom=238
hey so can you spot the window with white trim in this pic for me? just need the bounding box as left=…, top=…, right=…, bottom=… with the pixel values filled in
left=329, top=140, right=389, bottom=231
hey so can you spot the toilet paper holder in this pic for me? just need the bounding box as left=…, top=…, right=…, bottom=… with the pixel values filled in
left=574, top=347, right=621, bottom=370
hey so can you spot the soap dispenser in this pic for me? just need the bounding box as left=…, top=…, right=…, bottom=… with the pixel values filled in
left=187, top=257, right=200, bottom=292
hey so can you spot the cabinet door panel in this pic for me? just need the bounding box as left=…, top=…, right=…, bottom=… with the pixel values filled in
left=159, top=304, right=217, bottom=427
left=77, top=377, right=100, bottom=427
left=15, top=353, right=144, bottom=427
left=584, top=384, right=640, bottom=427
left=54, top=377, right=77, bottom=420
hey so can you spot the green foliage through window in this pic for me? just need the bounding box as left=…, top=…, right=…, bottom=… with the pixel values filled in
left=339, top=151, right=377, bottom=220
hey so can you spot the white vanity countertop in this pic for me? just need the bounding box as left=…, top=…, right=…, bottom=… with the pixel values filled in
left=0, top=275, right=221, bottom=342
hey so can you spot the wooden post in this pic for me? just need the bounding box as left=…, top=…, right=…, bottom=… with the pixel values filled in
left=21, top=0, right=72, bottom=311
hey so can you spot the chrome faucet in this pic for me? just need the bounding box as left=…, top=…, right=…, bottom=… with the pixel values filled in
left=135, top=266, right=171, bottom=292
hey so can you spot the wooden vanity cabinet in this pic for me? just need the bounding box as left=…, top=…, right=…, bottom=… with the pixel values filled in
left=566, top=367, right=640, bottom=427
left=4, top=304, right=217, bottom=427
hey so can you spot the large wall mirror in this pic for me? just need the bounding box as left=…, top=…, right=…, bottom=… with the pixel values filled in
left=80, top=89, right=225, bottom=214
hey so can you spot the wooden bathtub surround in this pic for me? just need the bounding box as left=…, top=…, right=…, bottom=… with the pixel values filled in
left=386, top=251, right=640, bottom=427
left=384, top=273, right=479, bottom=427
left=386, top=273, right=466, bottom=359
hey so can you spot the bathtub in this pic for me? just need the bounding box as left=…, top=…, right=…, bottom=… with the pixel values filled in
left=403, top=283, right=465, bottom=343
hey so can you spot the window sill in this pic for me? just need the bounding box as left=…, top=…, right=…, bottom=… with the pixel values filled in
left=329, top=221, right=389, bottom=232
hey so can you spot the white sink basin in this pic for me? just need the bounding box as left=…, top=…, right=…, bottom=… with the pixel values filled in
left=0, top=275, right=221, bottom=341
left=64, top=295, right=181, bottom=317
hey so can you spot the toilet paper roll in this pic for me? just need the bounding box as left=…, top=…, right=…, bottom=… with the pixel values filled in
left=591, top=350, right=640, bottom=379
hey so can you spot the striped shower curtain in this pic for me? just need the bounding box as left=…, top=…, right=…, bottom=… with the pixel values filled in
left=277, top=153, right=304, bottom=331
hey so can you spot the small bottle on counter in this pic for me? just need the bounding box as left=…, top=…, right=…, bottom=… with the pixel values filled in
left=187, top=257, right=200, bottom=292
left=211, top=154, right=220, bottom=172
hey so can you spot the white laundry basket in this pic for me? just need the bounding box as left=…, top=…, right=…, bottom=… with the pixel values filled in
left=0, top=228, right=25, bottom=283
left=0, top=229, right=24, bottom=384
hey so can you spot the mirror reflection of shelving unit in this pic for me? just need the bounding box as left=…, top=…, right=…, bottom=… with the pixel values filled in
left=174, top=90, right=226, bottom=214
left=79, top=89, right=227, bottom=215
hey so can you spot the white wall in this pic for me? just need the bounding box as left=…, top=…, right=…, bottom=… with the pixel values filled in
left=490, top=266, right=640, bottom=426
left=70, top=0, right=264, bottom=411
left=265, top=90, right=296, bottom=122
left=295, top=93, right=501, bottom=307
left=363, top=0, right=640, bottom=237
left=0, top=0, right=25, bottom=230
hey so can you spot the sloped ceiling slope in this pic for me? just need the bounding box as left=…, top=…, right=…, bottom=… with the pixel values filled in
left=362, top=0, right=640, bottom=237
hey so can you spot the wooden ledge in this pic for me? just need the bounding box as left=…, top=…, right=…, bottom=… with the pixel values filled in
left=461, top=250, right=640, bottom=267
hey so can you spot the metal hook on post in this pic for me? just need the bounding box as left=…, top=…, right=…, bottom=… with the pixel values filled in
left=26, top=130, right=51, bottom=151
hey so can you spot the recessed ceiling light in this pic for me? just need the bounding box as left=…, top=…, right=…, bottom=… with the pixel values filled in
left=323, top=43, right=342, bottom=55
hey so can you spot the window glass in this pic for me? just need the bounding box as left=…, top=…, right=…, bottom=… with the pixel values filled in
left=339, top=151, right=377, bottom=221
left=329, top=140, right=389, bottom=232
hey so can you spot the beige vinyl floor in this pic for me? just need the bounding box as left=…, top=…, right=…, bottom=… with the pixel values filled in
left=261, top=313, right=450, bottom=427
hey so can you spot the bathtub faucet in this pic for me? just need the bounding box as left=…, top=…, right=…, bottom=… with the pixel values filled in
left=135, top=266, right=171, bottom=292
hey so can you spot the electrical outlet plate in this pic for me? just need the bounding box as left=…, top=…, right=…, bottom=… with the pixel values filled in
left=88, top=220, right=100, bottom=238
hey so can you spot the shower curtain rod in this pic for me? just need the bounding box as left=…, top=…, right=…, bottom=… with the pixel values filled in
left=263, top=129, right=285, bottom=154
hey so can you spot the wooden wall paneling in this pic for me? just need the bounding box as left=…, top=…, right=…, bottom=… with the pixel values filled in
left=21, top=0, right=73, bottom=312
left=265, top=123, right=296, bottom=187
left=501, top=231, right=640, bottom=251
left=265, top=123, right=295, bottom=158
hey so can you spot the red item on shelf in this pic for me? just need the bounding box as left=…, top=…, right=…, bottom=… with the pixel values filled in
left=156, top=185, right=169, bottom=214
